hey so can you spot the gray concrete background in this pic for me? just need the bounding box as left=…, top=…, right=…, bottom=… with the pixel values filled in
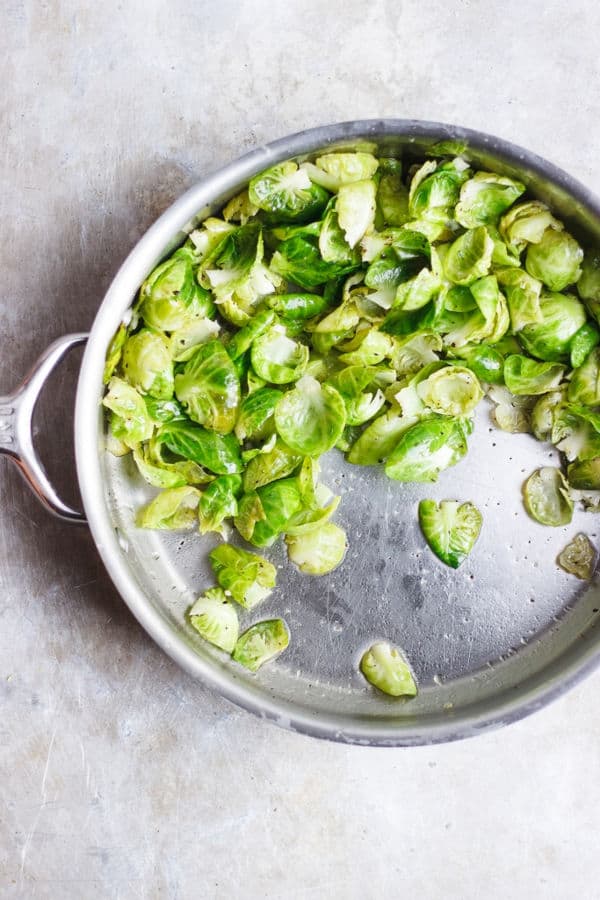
left=2, top=2, right=600, bottom=897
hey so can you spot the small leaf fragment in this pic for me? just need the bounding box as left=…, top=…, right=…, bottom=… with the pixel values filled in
left=557, top=533, right=597, bottom=580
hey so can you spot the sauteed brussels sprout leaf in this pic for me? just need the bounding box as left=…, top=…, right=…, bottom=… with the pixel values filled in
left=103, top=377, right=154, bottom=446
left=523, top=467, right=573, bottom=527
left=189, top=587, right=239, bottom=653
left=175, top=340, right=240, bottom=432
left=140, top=250, right=214, bottom=332
left=503, top=355, right=565, bottom=395
left=525, top=228, right=583, bottom=292
left=385, top=416, right=472, bottom=482
left=285, top=522, right=347, bottom=575
left=122, top=328, right=174, bottom=399
left=103, top=323, right=128, bottom=384
left=249, top=162, right=329, bottom=222
left=232, top=619, right=290, bottom=672
left=137, top=485, right=201, bottom=530
left=416, top=366, right=483, bottom=416
left=360, top=642, right=417, bottom=697
left=455, top=172, right=525, bottom=228
left=209, top=543, right=276, bottom=609
left=570, top=322, right=600, bottom=369
left=568, top=347, right=600, bottom=405
left=159, top=421, right=243, bottom=474
left=312, top=152, right=379, bottom=188
left=274, top=376, right=346, bottom=455
left=419, top=499, right=483, bottom=568
left=198, top=475, right=242, bottom=536
left=519, top=292, right=586, bottom=362
left=104, top=147, right=600, bottom=675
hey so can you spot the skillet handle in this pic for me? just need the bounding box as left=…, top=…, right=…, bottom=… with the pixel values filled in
left=0, top=333, right=89, bottom=523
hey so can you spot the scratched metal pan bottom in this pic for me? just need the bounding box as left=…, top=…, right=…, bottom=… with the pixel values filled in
left=68, top=121, right=600, bottom=745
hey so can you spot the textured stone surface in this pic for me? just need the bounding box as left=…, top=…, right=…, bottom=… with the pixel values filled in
left=2, top=2, right=600, bottom=897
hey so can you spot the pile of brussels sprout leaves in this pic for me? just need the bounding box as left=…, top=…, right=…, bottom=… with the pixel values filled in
left=103, top=149, right=600, bottom=698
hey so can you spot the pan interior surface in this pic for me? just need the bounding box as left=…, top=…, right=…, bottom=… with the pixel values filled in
left=81, top=122, right=600, bottom=744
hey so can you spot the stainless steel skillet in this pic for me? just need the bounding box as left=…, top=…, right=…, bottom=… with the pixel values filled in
left=3, top=119, right=600, bottom=746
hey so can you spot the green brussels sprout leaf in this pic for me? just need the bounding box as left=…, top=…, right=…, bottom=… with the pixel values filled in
left=159, top=421, right=242, bottom=474
left=418, top=499, right=482, bottom=568
left=209, top=543, right=276, bottom=609
left=121, top=329, right=174, bottom=399
left=577, top=249, right=600, bottom=323
left=314, top=152, right=379, bottom=188
left=567, top=457, right=600, bottom=490
left=267, top=292, right=332, bottom=321
left=360, top=642, right=417, bottom=698
left=385, top=416, right=471, bottom=482
left=235, top=386, right=282, bottom=442
left=523, top=467, right=573, bottom=526
left=499, top=201, right=562, bottom=254
left=103, top=323, right=128, bottom=384
left=570, top=322, right=600, bottom=369
left=568, top=347, right=600, bottom=405
left=417, top=366, right=483, bottom=416
left=245, top=478, right=304, bottom=547
left=285, top=522, right=347, bottom=575
left=225, top=308, right=276, bottom=360
left=274, top=376, right=346, bottom=455
left=251, top=325, right=310, bottom=384
left=347, top=409, right=419, bottom=466
left=525, top=227, right=583, bottom=291
left=232, top=619, right=290, bottom=672
left=189, top=587, right=239, bottom=653
left=455, top=172, right=525, bottom=228
left=530, top=390, right=564, bottom=442
left=242, top=438, right=302, bottom=491
left=198, top=475, right=242, bottom=536
left=174, top=340, right=240, bottom=433
left=249, top=161, right=329, bottom=222
left=519, top=292, right=586, bottom=362
left=443, top=227, right=494, bottom=286
left=336, top=179, right=377, bottom=248
left=137, top=485, right=201, bottom=530
left=103, top=377, right=154, bottom=446
left=496, top=268, right=543, bottom=332
left=503, top=355, right=565, bottom=395
left=169, top=317, right=221, bottom=362
left=140, top=251, right=214, bottom=332
left=456, top=343, right=505, bottom=384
